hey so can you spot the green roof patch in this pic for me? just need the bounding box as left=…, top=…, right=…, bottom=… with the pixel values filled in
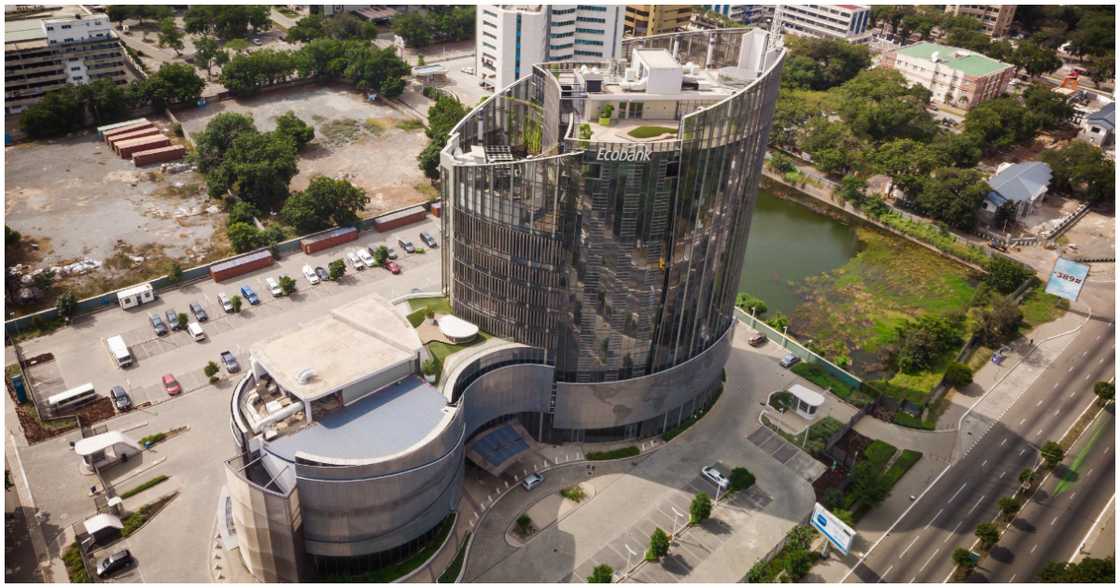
left=897, top=42, right=1012, bottom=77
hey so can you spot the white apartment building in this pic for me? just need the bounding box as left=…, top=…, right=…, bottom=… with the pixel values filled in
left=476, top=5, right=625, bottom=91
left=703, top=4, right=771, bottom=25
left=772, top=4, right=872, bottom=44
left=43, top=13, right=115, bottom=84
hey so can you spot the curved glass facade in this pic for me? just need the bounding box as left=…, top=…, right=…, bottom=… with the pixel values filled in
left=441, top=28, right=784, bottom=432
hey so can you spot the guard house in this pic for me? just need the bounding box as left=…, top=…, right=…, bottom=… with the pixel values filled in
left=116, top=283, right=154, bottom=310
left=789, top=384, right=825, bottom=420
left=74, top=431, right=143, bottom=473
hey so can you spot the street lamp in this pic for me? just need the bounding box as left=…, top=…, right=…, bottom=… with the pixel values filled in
left=624, top=544, right=638, bottom=576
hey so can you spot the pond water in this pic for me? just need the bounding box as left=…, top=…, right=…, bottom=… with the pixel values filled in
left=739, top=187, right=861, bottom=316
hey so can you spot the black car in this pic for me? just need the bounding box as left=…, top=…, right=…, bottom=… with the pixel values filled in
left=148, top=314, right=168, bottom=336
left=398, top=239, right=416, bottom=254
left=314, top=266, right=328, bottom=281
left=109, top=385, right=132, bottom=411
left=189, top=302, right=208, bottom=322
left=165, top=309, right=181, bottom=330
left=96, top=549, right=134, bottom=578
left=220, top=351, right=241, bottom=373
left=419, top=231, right=438, bottom=248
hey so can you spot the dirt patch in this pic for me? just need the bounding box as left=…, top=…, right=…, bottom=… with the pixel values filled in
left=13, top=397, right=115, bottom=444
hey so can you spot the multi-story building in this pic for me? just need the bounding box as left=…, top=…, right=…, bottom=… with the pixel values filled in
left=476, top=4, right=625, bottom=91
left=944, top=5, right=1016, bottom=38
left=624, top=4, right=692, bottom=37
left=702, top=4, right=771, bottom=26
left=772, top=4, right=872, bottom=44
left=880, top=41, right=1015, bottom=110
left=5, top=10, right=127, bottom=115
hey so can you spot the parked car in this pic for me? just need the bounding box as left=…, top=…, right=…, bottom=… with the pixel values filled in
left=748, top=332, right=767, bottom=347
left=522, top=473, right=543, bottom=491
left=162, top=374, right=182, bottom=396
left=187, top=321, right=206, bottom=342
left=220, top=351, right=240, bottom=373
left=149, top=314, right=168, bottom=336
left=347, top=250, right=366, bottom=270
left=302, top=264, right=320, bottom=285
left=217, top=292, right=234, bottom=313
left=384, top=260, right=401, bottom=274
left=266, top=277, right=283, bottom=297
left=419, top=231, right=438, bottom=248
left=356, top=248, right=376, bottom=268
left=189, top=302, right=208, bottom=322
left=239, top=285, right=260, bottom=305
left=701, top=465, right=730, bottom=490
left=461, top=66, right=475, bottom=75
left=164, top=309, right=181, bottom=330
left=96, top=549, right=134, bottom=578
left=109, top=385, right=132, bottom=411
left=385, top=246, right=398, bottom=260
left=398, top=239, right=416, bottom=254
left=251, top=37, right=263, bottom=45
left=779, top=353, right=800, bottom=369
left=314, top=266, right=328, bottom=281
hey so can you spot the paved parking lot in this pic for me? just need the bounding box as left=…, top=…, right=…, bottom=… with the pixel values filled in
left=11, top=217, right=444, bottom=581
left=747, top=426, right=828, bottom=483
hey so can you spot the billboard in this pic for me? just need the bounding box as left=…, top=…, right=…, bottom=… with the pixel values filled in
left=1045, top=258, right=1090, bottom=302
left=811, top=502, right=856, bottom=555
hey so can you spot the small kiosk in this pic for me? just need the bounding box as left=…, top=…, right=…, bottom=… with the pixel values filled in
left=789, top=384, right=825, bottom=420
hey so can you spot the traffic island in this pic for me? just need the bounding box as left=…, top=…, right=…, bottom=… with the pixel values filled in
left=506, top=482, right=599, bottom=547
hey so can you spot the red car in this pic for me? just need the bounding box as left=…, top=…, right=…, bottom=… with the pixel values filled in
left=162, top=374, right=182, bottom=396
left=384, top=260, right=401, bottom=274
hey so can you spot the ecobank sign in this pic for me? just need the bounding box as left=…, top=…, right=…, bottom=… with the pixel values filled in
left=595, top=147, right=651, bottom=162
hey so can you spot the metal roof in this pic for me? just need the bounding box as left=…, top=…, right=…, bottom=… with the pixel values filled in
left=987, top=161, right=1052, bottom=204
left=897, top=42, right=1013, bottom=77
left=74, top=431, right=142, bottom=457
left=1087, top=102, right=1115, bottom=132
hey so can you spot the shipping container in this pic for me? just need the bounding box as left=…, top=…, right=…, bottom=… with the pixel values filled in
left=300, top=226, right=358, bottom=255
left=132, top=145, right=187, bottom=166
left=209, top=250, right=274, bottom=282
left=430, top=201, right=442, bottom=218
left=115, top=136, right=171, bottom=158
left=373, top=205, right=428, bottom=232
left=117, top=283, right=155, bottom=310
left=103, top=122, right=155, bottom=143
left=108, top=127, right=162, bottom=147
left=97, top=118, right=148, bottom=140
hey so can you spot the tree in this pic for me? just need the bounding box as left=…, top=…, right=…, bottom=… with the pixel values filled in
left=870, top=139, right=943, bottom=194
left=227, top=222, right=266, bottom=253
left=418, top=93, right=469, bottom=179
left=210, top=130, right=299, bottom=211
left=729, top=467, right=755, bottom=492
left=646, top=527, right=670, bottom=561
left=278, top=275, right=296, bottom=295
left=82, top=78, right=132, bottom=125
left=1039, top=441, right=1064, bottom=468
left=689, top=492, right=712, bottom=524
left=894, top=313, right=963, bottom=372
left=219, top=49, right=297, bottom=95
left=328, top=259, right=346, bottom=281
left=765, top=312, right=790, bottom=332
left=373, top=245, right=390, bottom=265
left=848, top=460, right=892, bottom=508
left=837, top=175, right=867, bottom=204
left=273, top=111, right=315, bottom=151
left=32, top=268, right=55, bottom=291
left=5, top=226, right=21, bottom=250
left=1011, top=41, right=1062, bottom=78
left=1019, top=468, right=1036, bottom=486
left=735, top=293, right=768, bottom=316
left=19, top=86, right=85, bottom=138
left=976, top=295, right=1023, bottom=347
left=952, top=547, right=977, bottom=570
left=106, top=5, right=134, bottom=25
left=194, top=112, right=257, bottom=173
left=975, top=522, right=1000, bottom=550
left=587, top=564, right=613, bottom=583
left=930, top=132, right=982, bottom=168
left=55, top=290, right=77, bottom=321
left=177, top=312, right=189, bottom=328
left=281, top=176, right=368, bottom=233
left=515, top=513, right=532, bottom=535
left=997, top=496, right=1022, bottom=518
left=167, top=261, right=184, bottom=283
left=1094, top=381, right=1114, bottom=404
left=834, top=69, right=936, bottom=144
left=391, top=11, right=432, bottom=48
left=911, top=167, right=988, bottom=231
left=230, top=294, right=243, bottom=313
left=963, top=97, right=1038, bottom=155
left=1039, top=556, right=1115, bottom=582
left=943, top=362, right=973, bottom=388
left=140, top=63, right=205, bottom=109
left=286, top=14, right=327, bottom=42
left=184, top=5, right=271, bottom=40
left=1041, top=141, right=1115, bottom=203
left=782, top=37, right=871, bottom=91
left=158, top=17, right=184, bottom=55
left=986, top=256, right=1035, bottom=294
left=1022, top=83, right=1075, bottom=131
left=194, top=36, right=226, bottom=79
left=204, top=361, right=220, bottom=379
left=783, top=548, right=816, bottom=580
left=227, top=200, right=260, bottom=226
left=800, top=117, right=862, bottom=176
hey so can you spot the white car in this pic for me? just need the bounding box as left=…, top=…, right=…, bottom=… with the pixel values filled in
left=302, top=264, right=320, bottom=285
left=701, top=465, right=729, bottom=490
left=356, top=248, right=376, bottom=268
left=217, top=292, right=234, bottom=313
left=266, top=277, right=283, bottom=297
left=347, top=250, right=366, bottom=270
left=522, top=473, right=543, bottom=491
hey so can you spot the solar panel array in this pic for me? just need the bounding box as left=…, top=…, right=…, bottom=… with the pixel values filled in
left=472, top=425, right=529, bottom=466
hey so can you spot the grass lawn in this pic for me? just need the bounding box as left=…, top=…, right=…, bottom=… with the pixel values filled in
left=765, top=415, right=844, bottom=455
left=1019, top=285, right=1070, bottom=328
left=627, top=125, right=676, bottom=139
left=409, top=296, right=453, bottom=316
left=790, top=362, right=875, bottom=405
left=427, top=334, right=489, bottom=380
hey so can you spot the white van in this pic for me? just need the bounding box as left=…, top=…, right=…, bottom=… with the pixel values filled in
left=106, top=336, right=132, bottom=368
left=187, top=322, right=206, bottom=341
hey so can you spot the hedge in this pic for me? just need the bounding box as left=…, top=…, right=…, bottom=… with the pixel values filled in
left=862, top=440, right=898, bottom=469
left=406, top=307, right=427, bottom=328
left=63, top=542, right=92, bottom=583
left=120, top=475, right=169, bottom=499
left=437, top=532, right=470, bottom=583
left=884, top=450, right=923, bottom=487
left=790, top=362, right=859, bottom=401
left=585, top=446, right=640, bottom=461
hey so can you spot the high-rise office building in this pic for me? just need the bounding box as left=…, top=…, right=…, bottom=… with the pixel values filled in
left=476, top=5, right=625, bottom=91
left=624, top=4, right=693, bottom=37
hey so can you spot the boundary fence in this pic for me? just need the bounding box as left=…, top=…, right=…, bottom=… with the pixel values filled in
left=734, top=308, right=863, bottom=392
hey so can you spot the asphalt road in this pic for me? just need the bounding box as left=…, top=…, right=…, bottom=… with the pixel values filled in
left=980, top=406, right=1115, bottom=582
left=845, top=283, right=1115, bottom=583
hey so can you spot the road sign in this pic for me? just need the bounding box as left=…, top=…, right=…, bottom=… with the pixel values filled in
left=1045, top=257, right=1090, bottom=301
left=811, top=502, right=856, bottom=556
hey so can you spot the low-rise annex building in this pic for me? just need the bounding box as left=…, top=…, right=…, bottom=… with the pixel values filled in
left=879, top=41, right=1015, bottom=111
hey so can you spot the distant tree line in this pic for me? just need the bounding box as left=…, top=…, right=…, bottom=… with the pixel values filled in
left=217, top=39, right=409, bottom=98
left=391, top=6, right=475, bottom=48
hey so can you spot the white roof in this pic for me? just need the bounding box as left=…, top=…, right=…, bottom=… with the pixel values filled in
left=789, top=383, right=825, bottom=407
left=83, top=513, right=123, bottom=535
left=635, top=48, right=679, bottom=70
left=117, top=283, right=152, bottom=298
left=438, top=315, right=479, bottom=340
left=74, top=431, right=142, bottom=457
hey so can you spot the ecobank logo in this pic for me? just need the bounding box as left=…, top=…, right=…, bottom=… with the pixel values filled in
left=595, top=147, right=651, bottom=162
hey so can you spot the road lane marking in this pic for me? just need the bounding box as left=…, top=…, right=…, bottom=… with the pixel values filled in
left=999, top=437, right=1007, bottom=447
left=1036, top=428, right=1044, bottom=437
left=1070, top=495, right=1116, bottom=562
left=1082, top=351, right=1089, bottom=357
left=1036, top=400, right=1043, bottom=406
left=1051, top=516, right=1059, bottom=526
left=1010, top=574, right=1017, bottom=582
left=1019, top=417, right=1027, bottom=425
left=1019, top=448, right=1027, bottom=456
left=1030, top=544, right=1038, bottom=554
left=980, top=459, right=988, bottom=467
left=1068, top=366, right=1074, bottom=373
left=968, top=495, right=986, bottom=514
left=899, top=536, right=921, bottom=559
left=943, top=520, right=962, bottom=543
left=927, top=508, right=944, bottom=527
left=948, top=482, right=968, bottom=503
left=998, top=471, right=1006, bottom=479
left=918, top=549, right=941, bottom=574
left=879, top=564, right=893, bottom=582
left=1056, top=408, right=1062, bottom=416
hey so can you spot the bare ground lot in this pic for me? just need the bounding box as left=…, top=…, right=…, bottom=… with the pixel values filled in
left=176, top=84, right=432, bottom=215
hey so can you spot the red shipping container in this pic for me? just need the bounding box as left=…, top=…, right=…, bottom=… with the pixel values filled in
left=209, top=250, right=274, bottom=282
left=300, top=226, right=358, bottom=255
left=430, top=201, right=442, bottom=218
left=104, top=122, right=155, bottom=143
left=116, top=136, right=171, bottom=158
left=109, top=126, right=162, bottom=147
left=132, top=145, right=187, bottom=166
left=373, top=205, right=428, bottom=232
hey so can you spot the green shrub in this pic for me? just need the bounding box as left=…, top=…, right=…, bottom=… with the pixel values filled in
left=627, top=125, right=676, bottom=139
left=120, top=475, right=169, bottom=499
left=790, top=362, right=859, bottom=401
left=560, top=485, right=587, bottom=502
left=63, top=542, right=92, bottom=583
left=437, top=531, right=470, bottom=583
left=735, top=292, right=768, bottom=315
left=862, top=440, right=898, bottom=469
left=139, top=432, right=167, bottom=446
left=729, top=467, right=755, bottom=492
left=883, top=450, right=922, bottom=487
left=585, top=446, right=639, bottom=461
left=943, top=362, right=973, bottom=387
left=406, top=307, right=427, bottom=328
left=892, top=412, right=934, bottom=430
